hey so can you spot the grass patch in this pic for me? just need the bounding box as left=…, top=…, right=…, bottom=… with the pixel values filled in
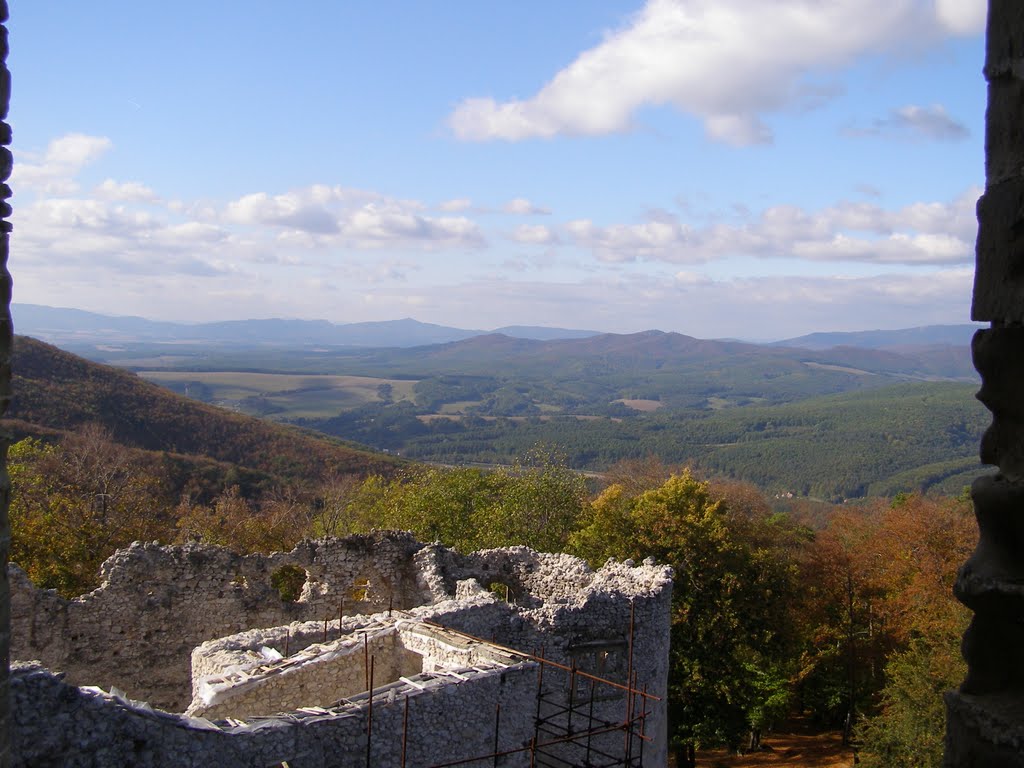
left=613, top=398, right=663, bottom=412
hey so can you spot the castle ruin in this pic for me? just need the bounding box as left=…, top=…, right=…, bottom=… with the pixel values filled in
left=9, top=532, right=672, bottom=766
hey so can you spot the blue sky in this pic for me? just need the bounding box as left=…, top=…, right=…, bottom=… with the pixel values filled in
left=9, top=1, right=986, bottom=339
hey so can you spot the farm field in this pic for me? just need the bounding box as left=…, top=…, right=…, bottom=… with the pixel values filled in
left=137, top=370, right=418, bottom=419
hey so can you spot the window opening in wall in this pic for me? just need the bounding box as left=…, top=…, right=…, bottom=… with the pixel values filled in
left=270, top=565, right=307, bottom=603
left=350, top=577, right=370, bottom=602
left=487, top=581, right=512, bottom=602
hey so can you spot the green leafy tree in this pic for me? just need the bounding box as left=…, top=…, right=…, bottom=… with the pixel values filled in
left=569, top=470, right=801, bottom=766
left=342, top=449, right=587, bottom=553
left=857, top=639, right=964, bottom=768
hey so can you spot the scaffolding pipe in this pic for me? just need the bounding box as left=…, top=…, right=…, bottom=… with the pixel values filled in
left=401, top=694, right=409, bottom=768
left=568, top=659, right=577, bottom=736
left=365, top=655, right=375, bottom=768
left=363, top=633, right=370, bottom=691
left=586, top=678, right=596, bottom=766
left=638, top=683, right=648, bottom=766
left=492, top=704, right=501, bottom=768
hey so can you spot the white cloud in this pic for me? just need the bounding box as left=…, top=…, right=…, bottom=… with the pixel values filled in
left=225, top=191, right=340, bottom=234
left=223, top=187, right=484, bottom=248
left=15, top=195, right=233, bottom=274
left=567, top=187, right=980, bottom=266
left=11, top=129, right=980, bottom=338
left=342, top=205, right=483, bottom=247
left=439, top=198, right=472, bottom=212
left=44, top=134, right=112, bottom=168
left=568, top=216, right=694, bottom=262
left=674, top=270, right=710, bottom=286
left=94, top=179, right=160, bottom=202
left=511, top=224, right=558, bottom=245
left=449, top=0, right=986, bottom=145
left=13, top=133, right=112, bottom=193
left=844, top=104, right=969, bottom=142
left=935, top=0, right=987, bottom=35
left=503, top=197, right=551, bottom=215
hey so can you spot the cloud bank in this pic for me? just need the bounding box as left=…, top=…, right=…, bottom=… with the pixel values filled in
left=449, top=0, right=985, bottom=145
left=13, top=133, right=979, bottom=338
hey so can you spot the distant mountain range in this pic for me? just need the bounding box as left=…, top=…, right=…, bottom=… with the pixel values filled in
left=12, top=304, right=601, bottom=348
left=773, top=325, right=984, bottom=350
left=13, top=303, right=984, bottom=355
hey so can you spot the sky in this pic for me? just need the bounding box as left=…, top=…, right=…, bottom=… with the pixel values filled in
left=8, top=0, right=988, bottom=340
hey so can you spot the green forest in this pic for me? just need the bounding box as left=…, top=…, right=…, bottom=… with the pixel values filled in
left=298, top=381, right=986, bottom=501
left=90, top=329, right=988, bottom=503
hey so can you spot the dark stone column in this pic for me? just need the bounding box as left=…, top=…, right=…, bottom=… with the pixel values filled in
left=0, top=3, right=9, bottom=765
left=945, top=2, right=1024, bottom=765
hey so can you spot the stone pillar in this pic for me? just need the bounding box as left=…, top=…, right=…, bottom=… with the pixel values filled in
left=0, top=3, right=9, bottom=765
left=944, top=2, right=1024, bottom=765
left=0, top=3, right=10, bottom=766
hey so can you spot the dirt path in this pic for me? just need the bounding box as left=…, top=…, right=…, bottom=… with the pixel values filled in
left=695, top=722, right=856, bottom=768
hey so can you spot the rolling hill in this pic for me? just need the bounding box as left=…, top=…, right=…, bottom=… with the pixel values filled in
left=8, top=328, right=988, bottom=504
left=7, top=336, right=402, bottom=496
left=774, top=324, right=983, bottom=351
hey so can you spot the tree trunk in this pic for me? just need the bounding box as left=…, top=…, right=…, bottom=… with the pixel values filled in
left=674, top=743, right=696, bottom=768
left=749, top=728, right=762, bottom=751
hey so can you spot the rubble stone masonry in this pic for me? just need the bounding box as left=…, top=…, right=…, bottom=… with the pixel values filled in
left=9, top=533, right=672, bottom=766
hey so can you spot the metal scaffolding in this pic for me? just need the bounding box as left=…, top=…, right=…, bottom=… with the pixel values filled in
left=419, top=603, right=656, bottom=768
left=256, top=602, right=658, bottom=767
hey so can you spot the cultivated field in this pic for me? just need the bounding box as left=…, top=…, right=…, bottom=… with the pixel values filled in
left=138, top=371, right=418, bottom=419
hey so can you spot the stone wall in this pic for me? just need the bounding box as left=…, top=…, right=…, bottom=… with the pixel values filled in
left=12, top=659, right=540, bottom=768
left=10, top=535, right=673, bottom=766
left=189, top=620, right=420, bottom=721
left=10, top=532, right=429, bottom=711
left=186, top=613, right=531, bottom=722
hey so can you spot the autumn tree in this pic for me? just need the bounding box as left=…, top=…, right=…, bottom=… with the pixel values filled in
left=175, top=485, right=312, bottom=553
left=309, top=472, right=366, bottom=538
left=853, top=493, right=974, bottom=768
left=9, top=427, right=175, bottom=596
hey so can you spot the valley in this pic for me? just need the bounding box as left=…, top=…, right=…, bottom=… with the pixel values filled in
left=17, top=309, right=987, bottom=504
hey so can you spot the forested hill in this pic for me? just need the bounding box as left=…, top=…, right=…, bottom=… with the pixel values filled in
left=393, top=329, right=976, bottom=380
left=7, top=336, right=401, bottom=492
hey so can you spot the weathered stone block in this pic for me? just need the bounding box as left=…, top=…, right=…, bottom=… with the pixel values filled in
left=973, top=328, right=1024, bottom=475
left=986, top=0, right=1024, bottom=80
left=986, top=78, right=1024, bottom=185
left=946, top=691, right=1024, bottom=767
left=972, top=181, right=1024, bottom=322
